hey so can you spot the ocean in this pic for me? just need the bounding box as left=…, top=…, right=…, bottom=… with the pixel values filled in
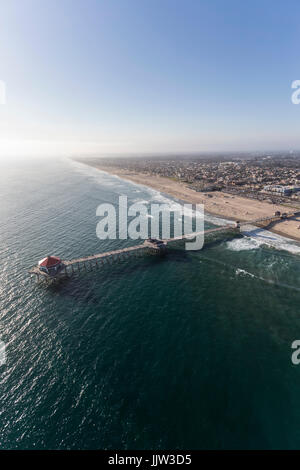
left=1, top=156, right=300, bottom=449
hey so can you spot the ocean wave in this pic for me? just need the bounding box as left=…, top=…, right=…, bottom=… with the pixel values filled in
left=227, top=225, right=300, bottom=255
left=235, top=267, right=300, bottom=291
left=235, top=268, right=255, bottom=277
left=205, top=213, right=233, bottom=226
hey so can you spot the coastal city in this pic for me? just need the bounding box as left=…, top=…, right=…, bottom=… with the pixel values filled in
left=80, top=153, right=300, bottom=207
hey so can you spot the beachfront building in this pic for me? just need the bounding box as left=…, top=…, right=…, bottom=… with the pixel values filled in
left=38, top=256, right=63, bottom=275
left=263, top=185, right=292, bottom=196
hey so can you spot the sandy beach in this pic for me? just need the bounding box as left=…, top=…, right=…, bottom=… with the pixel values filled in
left=82, top=162, right=300, bottom=242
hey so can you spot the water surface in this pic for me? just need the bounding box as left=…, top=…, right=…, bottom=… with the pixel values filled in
left=1, top=157, right=300, bottom=449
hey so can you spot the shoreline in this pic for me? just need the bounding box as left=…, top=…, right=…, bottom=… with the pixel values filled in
left=75, top=159, right=300, bottom=243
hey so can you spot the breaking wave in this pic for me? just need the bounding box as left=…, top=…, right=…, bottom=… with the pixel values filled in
left=227, top=225, right=300, bottom=255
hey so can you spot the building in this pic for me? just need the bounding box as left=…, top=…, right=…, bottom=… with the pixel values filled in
left=263, top=184, right=300, bottom=196
left=38, top=256, right=63, bottom=275
left=263, top=185, right=292, bottom=196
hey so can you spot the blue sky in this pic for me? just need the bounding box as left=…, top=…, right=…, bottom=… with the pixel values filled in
left=0, top=0, right=300, bottom=156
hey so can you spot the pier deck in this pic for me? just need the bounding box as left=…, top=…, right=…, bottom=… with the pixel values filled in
left=29, top=210, right=299, bottom=281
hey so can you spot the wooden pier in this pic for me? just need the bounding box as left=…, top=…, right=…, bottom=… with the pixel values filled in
left=28, top=209, right=299, bottom=282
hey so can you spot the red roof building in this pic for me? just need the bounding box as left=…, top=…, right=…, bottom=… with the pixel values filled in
left=38, top=256, right=62, bottom=274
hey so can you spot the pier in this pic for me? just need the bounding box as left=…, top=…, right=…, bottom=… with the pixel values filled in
left=29, top=210, right=299, bottom=282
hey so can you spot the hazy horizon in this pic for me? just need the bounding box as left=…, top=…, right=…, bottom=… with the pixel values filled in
left=1, top=148, right=300, bottom=161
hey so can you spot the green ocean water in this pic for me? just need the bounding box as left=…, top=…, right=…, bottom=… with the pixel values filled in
left=1, top=157, right=300, bottom=449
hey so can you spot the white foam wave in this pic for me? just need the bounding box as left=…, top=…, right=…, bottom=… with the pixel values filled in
left=227, top=225, right=300, bottom=255
left=235, top=268, right=255, bottom=277
left=227, top=237, right=263, bottom=252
